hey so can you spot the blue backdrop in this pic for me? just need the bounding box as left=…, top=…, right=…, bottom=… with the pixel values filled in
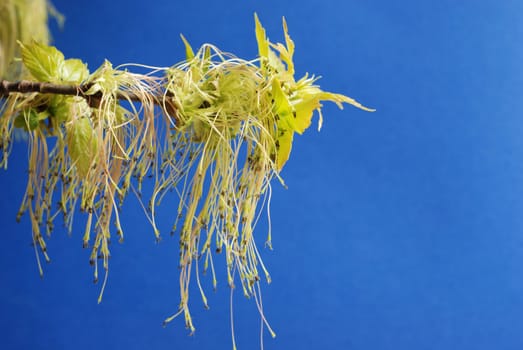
left=2, top=0, right=523, bottom=349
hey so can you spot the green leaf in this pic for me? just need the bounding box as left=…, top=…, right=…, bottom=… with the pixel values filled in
left=202, top=45, right=211, bottom=74
left=180, top=34, right=195, bottom=61
left=85, top=60, right=117, bottom=95
left=14, top=110, right=37, bottom=131
left=48, top=96, right=71, bottom=124
left=18, top=40, right=64, bottom=82
left=14, top=109, right=48, bottom=131
left=281, top=17, right=295, bottom=70
left=275, top=126, right=293, bottom=171
left=60, top=58, right=89, bottom=83
left=268, top=50, right=286, bottom=74
left=271, top=79, right=297, bottom=170
left=271, top=79, right=295, bottom=129
left=48, top=96, right=91, bottom=126
left=67, top=117, right=98, bottom=178
left=293, top=97, right=319, bottom=134
left=317, top=91, right=376, bottom=112
left=254, top=13, right=269, bottom=59
left=270, top=17, right=295, bottom=76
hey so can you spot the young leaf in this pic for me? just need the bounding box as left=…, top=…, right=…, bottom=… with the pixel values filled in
left=60, top=58, right=89, bottom=83
left=275, top=126, right=293, bottom=171
left=254, top=13, right=269, bottom=60
left=272, top=79, right=295, bottom=129
left=180, top=34, right=195, bottom=61
left=66, top=116, right=98, bottom=178
left=13, top=109, right=44, bottom=131
left=282, top=17, right=295, bottom=65
left=292, top=97, right=320, bottom=134
left=18, top=40, right=64, bottom=82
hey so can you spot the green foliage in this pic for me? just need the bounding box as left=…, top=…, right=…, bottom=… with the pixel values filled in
left=253, top=13, right=374, bottom=169
left=19, top=40, right=64, bottom=82
left=13, top=108, right=47, bottom=131
left=19, top=40, right=89, bottom=83
left=66, top=109, right=98, bottom=178
left=60, top=58, right=89, bottom=83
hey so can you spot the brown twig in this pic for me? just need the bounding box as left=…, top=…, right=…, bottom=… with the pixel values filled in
left=0, top=79, right=178, bottom=122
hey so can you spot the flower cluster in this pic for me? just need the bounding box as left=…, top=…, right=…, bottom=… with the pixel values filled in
left=0, top=11, right=372, bottom=334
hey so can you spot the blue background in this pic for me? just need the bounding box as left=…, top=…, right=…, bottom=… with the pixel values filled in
left=2, top=0, right=523, bottom=349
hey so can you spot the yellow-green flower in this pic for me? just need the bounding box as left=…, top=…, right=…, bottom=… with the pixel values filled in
left=0, top=10, right=373, bottom=340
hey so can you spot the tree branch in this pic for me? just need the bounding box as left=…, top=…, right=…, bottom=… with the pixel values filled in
left=0, top=79, right=178, bottom=122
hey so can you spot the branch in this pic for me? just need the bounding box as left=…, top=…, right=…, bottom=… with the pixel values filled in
left=0, top=79, right=178, bottom=121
